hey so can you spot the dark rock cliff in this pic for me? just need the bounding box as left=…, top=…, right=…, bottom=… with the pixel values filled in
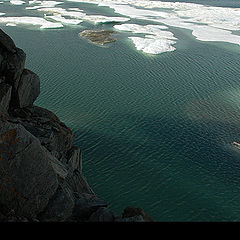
left=0, top=28, right=153, bottom=222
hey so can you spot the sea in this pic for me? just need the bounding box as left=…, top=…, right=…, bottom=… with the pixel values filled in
left=1, top=0, right=240, bottom=221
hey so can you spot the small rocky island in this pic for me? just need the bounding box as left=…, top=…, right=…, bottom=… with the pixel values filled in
left=0, top=28, right=153, bottom=222
left=79, top=29, right=117, bottom=45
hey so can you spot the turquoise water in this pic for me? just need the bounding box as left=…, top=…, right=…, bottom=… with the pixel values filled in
left=2, top=1, right=240, bottom=221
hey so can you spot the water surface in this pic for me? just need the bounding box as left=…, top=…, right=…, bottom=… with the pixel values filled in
left=2, top=0, right=240, bottom=221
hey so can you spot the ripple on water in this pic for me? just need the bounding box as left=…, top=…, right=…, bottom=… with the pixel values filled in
left=8, top=2, right=240, bottom=221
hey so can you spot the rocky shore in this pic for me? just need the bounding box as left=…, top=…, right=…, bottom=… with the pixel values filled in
left=0, top=28, right=153, bottom=222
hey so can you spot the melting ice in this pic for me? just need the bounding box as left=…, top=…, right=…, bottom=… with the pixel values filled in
left=1, top=0, right=240, bottom=54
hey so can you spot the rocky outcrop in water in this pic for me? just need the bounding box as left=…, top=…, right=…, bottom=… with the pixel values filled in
left=79, top=30, right=116, bottom=45
left=0, top=28, right=153, bottom=222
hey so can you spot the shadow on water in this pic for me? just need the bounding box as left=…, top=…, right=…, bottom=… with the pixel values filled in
left=73, top=109, right=240, bottom=221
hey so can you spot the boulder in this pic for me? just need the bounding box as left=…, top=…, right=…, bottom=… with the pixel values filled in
left=71, top=193, right=108, bottom=221
left=37, top=185, right=75, bottom=222
left=89, top=207, right=117, bottom=222
left=122, top=206, right=154, bottom=222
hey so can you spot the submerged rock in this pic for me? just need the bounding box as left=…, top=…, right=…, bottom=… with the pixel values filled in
left=79, top=29, right=116, bottom=45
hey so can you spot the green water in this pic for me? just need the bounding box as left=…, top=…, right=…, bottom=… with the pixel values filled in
left=2, top=1, right=240, bottom=221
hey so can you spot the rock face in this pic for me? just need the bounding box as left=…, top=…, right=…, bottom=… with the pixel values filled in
left=17, top=69, right=40, bottom=108
left=0, top=83, right=12, bottom=111
left=0, top=28, right=153, bottom=222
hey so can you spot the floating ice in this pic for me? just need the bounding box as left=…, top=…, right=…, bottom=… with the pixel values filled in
left=38, top=6, right=129, bottom=24
left=37, top=7, right=87, bottom=19
left=190, top=25, right=240, bottom=45
left=6, top=23, right=16, bottom=26
left=4, top=0, right=240, bottom=54
left=83, top=15, right=130, bottom=24
left=0, top=16, right=64, bottom=29
left=28, top=0, right=41, bottom=4
left=97, top=2, right=170, bottom=20
left=44, top=14, right=83, bottom=25
left=65, top=0, right=240, bottom=49
left=175, top=6, right=240, bottom=31
left=129, top=36, right=176, bottom=54
left=26, top=1, right=63, bottom=10
left=157, top=18, right=240, bottom=46
left=10, top=0, right=25, bottom=5
left=114, top=23, right=177, bottom=54
left=67, top=8, right=84, bottom=12
left=114, top=24, right=174, bottom=39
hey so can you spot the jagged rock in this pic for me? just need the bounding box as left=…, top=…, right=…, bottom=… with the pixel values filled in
left=0, top=83, right=12, bottom=111
left=89, top=207, right=118, bottom=222
left=0, top=29, right=16, bottom=53
left=9, top=105, right=75, bottom=157
left=67, top=147, right=82, bottom=173
left=4, top=47, right=26, bottom=90
left=28, top=105, right=60, bottom=122
left=37, top=185, right=75, bottom=222
left=0, top=121, right=59, bottom=219
left=122, top=206, right=154, bottom=222
left=71, top=193, right=108, bottom=221
left=67, top=171, right=94, bottom=196
left=16, top=69, right=40, bottom=108
left=0, top=104, right=8, bottom=122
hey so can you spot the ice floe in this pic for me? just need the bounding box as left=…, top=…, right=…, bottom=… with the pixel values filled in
left=129, top=36, right=176, bottom=54
left=64, top=0, right=240, bottom=47
left=37, top=6, right=129, bottom=24
left=26, top=0, right=63, bottom=10
left=83, top=15, right=130, bottom=24
left=114, top=23, right=177, bottom=54
left=6, top=23, right=16, bottom=26
left=10, top=0, right=25, bottom=5
left=44, top=14, right=83, bottom=25
left=67, top=7, right=84, bottom=12
left=3, top=0, right=240, bottom=54
left=190, top=25, right=240, bottom=45
left=0, top=16, right=64, bottom=28
left=114, top=24, right=173, bottom=38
